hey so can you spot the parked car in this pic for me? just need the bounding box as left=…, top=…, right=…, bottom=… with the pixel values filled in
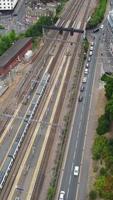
left=78, top=95, right=83, bottom=102
left=84, top=68, right=88, bottom=75
left=80, top=85, right=85, bottom=92
left=87, top=57, right=91, bottom=62
left=59, top=191, right=65, bottom=200
left=82, top=77, right=87, bottom=83
left=89, top=51, right=93, bottom=56
left=93, top=28, right=99, bottom=33
left=86, top=63, right=89, bottom=68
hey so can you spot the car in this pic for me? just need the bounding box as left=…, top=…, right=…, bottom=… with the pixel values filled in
left=80, top=85, right=85, bottom=92
left=89, top=51, right=93, bottom=56
left=78, top=95, right=83, bottom=102
left=59, top=191, right=65, bottom=200
left=86, top=63, right=89, bottom=68
left=74, top=166, right=79, bottom=176
left=82, top=77, right=87, bottom=83
left=90, top=46, right=93, bottom=51
left=91, top=42, right=94, bottom=46
left=87, top=57, right=91, bottom=62
left=93, top=28, right=99, bottom=33
left=105, top=71, right=112, bottom=75
left=84, top=69, right=88, bottom=75
left=100, top=24, right=104, bottom=29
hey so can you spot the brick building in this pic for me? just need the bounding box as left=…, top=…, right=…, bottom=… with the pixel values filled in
left=0, top=37, right=32, bottom=76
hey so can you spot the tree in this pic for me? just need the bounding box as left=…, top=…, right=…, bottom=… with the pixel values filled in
left=92, top=136, right=108, bottom=160
left=105, top=99, right=113, bottom=121
left=47, top=186, right=55, bottom=200
left=25, top=16, right=54, bottom=38
left=96, top=114, right=110, bottom=135
left=89, top=190, right=97, bottom=200
left=100, top=167, right=107, bottom=176
left=95, top=176, right=106, bottom=194
left=101, top=74, right=113, bottom=99
left=8, top=30, right=16, bottom=43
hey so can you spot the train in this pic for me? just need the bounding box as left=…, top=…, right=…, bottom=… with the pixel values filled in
left=0, top=73, right=50, bottom=190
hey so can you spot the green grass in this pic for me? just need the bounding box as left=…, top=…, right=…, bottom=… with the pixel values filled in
left=87, top=0, right=107, bottom=29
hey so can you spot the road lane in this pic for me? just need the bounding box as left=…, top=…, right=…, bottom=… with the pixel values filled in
left=60, top=33, right=100, bottom=200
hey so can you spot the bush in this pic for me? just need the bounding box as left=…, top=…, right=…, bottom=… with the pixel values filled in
left=100, top=167, right=107, bottom=176
left=47, top=186, right=55, bottom=200
left=96, top=114, right=110, bottom=135
left=0, top=24, right=5, bottom=29
left=89, top=190, right=97, bottom=200
left=92, top=136, right=108, bottom=160
left=0, top=30, right=17, bottom=56
left=25, top=16, right=54, bottom=38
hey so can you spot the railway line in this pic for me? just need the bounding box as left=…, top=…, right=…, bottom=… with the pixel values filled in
left=0, top=0, right=92, bottom=199
left=0, top=0, right=81, bottom=145
left=0, top=0, right=78, bottom=144
left=0, top=0, right=82, bottom=167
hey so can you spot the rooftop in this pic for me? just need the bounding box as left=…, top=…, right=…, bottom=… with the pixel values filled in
left=0, top=37, right=32, bottom=68
left=107, top=10, right=113, bottom=28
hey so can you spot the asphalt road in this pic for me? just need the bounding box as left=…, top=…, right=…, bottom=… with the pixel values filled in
left=60, top=32, right=100, bottom=200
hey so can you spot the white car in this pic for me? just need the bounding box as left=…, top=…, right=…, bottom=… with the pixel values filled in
left=100, top=24, right=104, bottom=29
left=86, top=63, right=89, bottom=68
left=91, top=41, right=94, bottom=46
left=82, top=77, right=87, bottom=83
left=74, top=166, right=79, bottom=176
left=90, top=46, right=93, bottom=51
left=84, top=68, right=88, bottom=75
left=89, top=51, right=93, bottom=56
left=59, top=191, right=65, bottom=200
left=88, top=57, right=91, bottom=62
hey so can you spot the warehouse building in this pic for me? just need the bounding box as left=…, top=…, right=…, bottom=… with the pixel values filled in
left=0, top=37, right=32, bottom=76
left=0, top=0, right=18, bottom=10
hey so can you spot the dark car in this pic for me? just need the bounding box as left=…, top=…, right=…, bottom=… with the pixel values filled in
left=78, top=95, right=83, bottom=102
left=93, top=28, right=99, bottom=33
left=80, top=85, right=85, bottom=92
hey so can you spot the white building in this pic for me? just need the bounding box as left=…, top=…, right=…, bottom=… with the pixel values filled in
left=0, top=0, right=18, bottom=11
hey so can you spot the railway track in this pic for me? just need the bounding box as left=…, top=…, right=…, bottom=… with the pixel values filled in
left=0, top=0, right=91, bottom=199
left=30, top=0, right=91, bottom=199
left=0, top=0, right=81, bottom=163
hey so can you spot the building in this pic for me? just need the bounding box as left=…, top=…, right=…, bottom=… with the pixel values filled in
left=106, top=10, right=113, bottom=55
left=0, top=37, right=32, bottom=76
left=0, top=0, right=18, bottom=11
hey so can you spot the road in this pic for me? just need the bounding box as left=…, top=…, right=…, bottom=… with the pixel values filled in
left=59, top=32, right=101, bottom=200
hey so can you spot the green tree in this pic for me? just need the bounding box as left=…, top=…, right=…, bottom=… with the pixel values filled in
left=25, top=16, right=54, bottom=38
left=101, top=74, right=113, bottom=99
left=100, top=167, right=107, bottom=176
left=92, top=136, right=108, bottom=160
left=47, top=186, right=55, bottom=200
left=105, top=99, right=113, bottom=121
left=8, top=30, right=16, bottom=43
left=89, top=190, right=97, bottom=200
left=95, top=176, right=106, bottom=194
left=96, top=114, right=110, bottom=135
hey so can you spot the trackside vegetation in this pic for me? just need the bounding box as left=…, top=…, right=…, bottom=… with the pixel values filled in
left=25, top=16, right=54, bottom=38
left=87, top=0, right=107, bottom=29
left=90, top=73, right=113, bottom=199
left=0, top=30, right=17, bottom=56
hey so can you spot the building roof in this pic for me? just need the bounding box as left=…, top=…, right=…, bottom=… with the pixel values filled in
left=108, top=10, right=113, bottom=28
left=0, top=37, right=32, bottom=68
